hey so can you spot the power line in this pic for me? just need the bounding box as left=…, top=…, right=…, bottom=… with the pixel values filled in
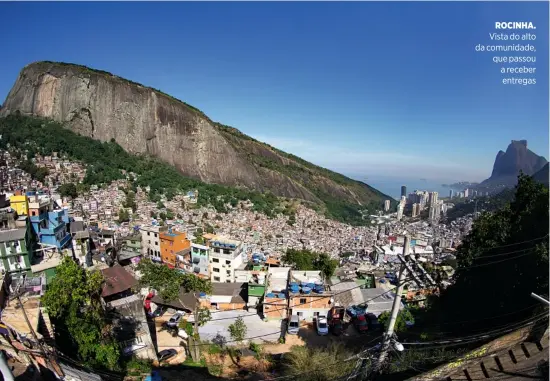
left=402, top=312, right=548, bottom=347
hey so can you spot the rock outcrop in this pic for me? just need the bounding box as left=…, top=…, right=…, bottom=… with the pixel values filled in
left=1, top=61, right=389, bottom=208
left=481, top=140, right=548, bottom=187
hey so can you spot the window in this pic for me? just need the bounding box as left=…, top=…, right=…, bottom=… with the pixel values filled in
left=155, top=242, right=158, bottom=246
left=148, top=240, right=151, bottom=244
left=214, top=277, right=220, bottom=282
left=147, top=232, right=150, bottom=236
left=154, top=233, right=158, bottom=238
left=226, top=270, right=231, bottom=276
left=212, top=258, right=219, bottom=263
left=297, top=312, right=303, bottom=316
left=300, top=298, right=307, bottom=304
left=225, top=260, right=231, bottom=265
left=213, top=268, right=220, bottom=273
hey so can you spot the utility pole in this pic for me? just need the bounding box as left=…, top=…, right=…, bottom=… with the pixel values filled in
left=371, top=235, right=411, bottom=378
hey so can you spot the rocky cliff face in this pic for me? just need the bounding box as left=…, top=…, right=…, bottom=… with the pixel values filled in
left=482, top=140, right=548, bottom=187
left=1, top=61, right=388, bottom=207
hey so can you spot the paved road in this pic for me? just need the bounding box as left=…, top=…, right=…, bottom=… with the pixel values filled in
left=198, top=310, right=284, bottom=344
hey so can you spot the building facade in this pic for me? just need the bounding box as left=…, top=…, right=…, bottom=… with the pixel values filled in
left=140, top=224, right=167, bottom=262
left=288, top=270, right=332, bottom=322
left=159, top=229, right=190, bottom=266
left=190, top=243, right=210, bottom=278
left=384, top=200, right=391, bottom=212
left=209, top=237, right=245, bottom=283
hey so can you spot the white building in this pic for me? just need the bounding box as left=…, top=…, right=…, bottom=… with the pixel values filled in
left=384, top=200, right=391, bottom=212
left=140, top=224, right=167, bottom=262
left=209, top=237, right=246, bottom=283
left=397, top=204, right=404, bottom=221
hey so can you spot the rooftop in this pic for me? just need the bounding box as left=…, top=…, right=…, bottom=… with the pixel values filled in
left=101, top=266, right=138, bottom=297
left=266, top=267, right=290, bottom=293
left=0, top=228, right=26, bottom=242
left=1, top=297, right=41, bottom=337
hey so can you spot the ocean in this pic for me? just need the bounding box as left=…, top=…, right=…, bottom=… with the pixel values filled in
left=351, top=175, right=461, bottom=200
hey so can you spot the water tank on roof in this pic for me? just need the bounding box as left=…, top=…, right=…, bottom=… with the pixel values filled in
left=199, top=292, right=207, bottom=298
left=302, top=287, right=311, bottom=294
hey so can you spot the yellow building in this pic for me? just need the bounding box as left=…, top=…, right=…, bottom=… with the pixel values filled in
left=10, top=193, right=29, bottom=216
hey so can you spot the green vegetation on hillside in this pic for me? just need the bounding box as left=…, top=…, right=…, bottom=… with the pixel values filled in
left=0, top=113, right=385, bottom=224
left=0, top=114, right=281, bottom=216
left=426, top=175, right=549, bottom=335
left=444, top=189, right=514, bottom=223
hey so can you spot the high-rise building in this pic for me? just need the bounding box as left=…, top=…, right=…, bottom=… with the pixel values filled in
left=411, top=203, right=419, bottom=217
left=401, top=186, right=407, bottom=198
left=449, top=189, right=453, bottom=199
left=428, top=191, right=439, bottom=206
left=384, top=200, right=391, bottom=212
left=397, top=204, right=404, bottom=221
left=464, top=188, right=469, bottom=198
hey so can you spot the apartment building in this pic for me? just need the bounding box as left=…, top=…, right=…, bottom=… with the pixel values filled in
left=190, top=243, right=210, bottom=278
left=209, top=237, right=246, bottom=283
left=288, top=270, right=333, bottom=322
left=159, top=228, right=190, bottom=267
left=28, top=194, right=71, bottom=251
left=9, top=191, right=28, bottom=216
left=140, top=224, right=168, bottom=262
left=0, top=210, right=34, bottom=275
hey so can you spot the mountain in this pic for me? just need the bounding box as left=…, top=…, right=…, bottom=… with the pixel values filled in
left=479, top=140, right=547, bottom=188
left=0, top=61, right=392, bottom=222
left=532, top=163, right=549, bottom=186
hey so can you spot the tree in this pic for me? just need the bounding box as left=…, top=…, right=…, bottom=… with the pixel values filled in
left=426, top=175, right=549, bottom=335
left=282, top=249, right=338, bottom=279
left=378, top=309, right=415, bottom=333
left=124, top=190, right=137, bottom=212
left=136, top=259, right=211, bottom=302
left=228, top=316, right=247, bottom=345
left=59, top=183, right=78, bottom=198
left=282, top=343, right=356, bottom=381
left=41, top=257, right=121, bottom=370
left=118, top=208, right=130, bottom=223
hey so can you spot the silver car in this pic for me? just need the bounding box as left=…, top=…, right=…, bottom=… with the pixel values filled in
left=316, top=316, right=329, bottom=336
left=166, top=311, right=185, bottom=328
left=287, top=315, right=300, bottom=335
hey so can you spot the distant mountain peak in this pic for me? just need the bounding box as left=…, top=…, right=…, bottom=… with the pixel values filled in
left=483, top=140, right=547, bottom=187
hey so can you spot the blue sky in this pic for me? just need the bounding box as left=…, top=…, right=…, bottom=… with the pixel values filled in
left=0, top=2, right=548, bottom=186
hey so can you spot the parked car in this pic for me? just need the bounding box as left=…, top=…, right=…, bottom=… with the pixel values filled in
left=158, top=348, right=178, bottom=362
left=353, top=314, right=369, bottom=334
left=166, top=311, right=185, bottom=328
left=151, top=306, right=166, bottom=318
left=366, top=313, right=382, bottom=332
left=316, top=316, right=329, bottom=336
left=328, top=306, right=345, bottom=336
left=287, top=315, right=300, bottom=335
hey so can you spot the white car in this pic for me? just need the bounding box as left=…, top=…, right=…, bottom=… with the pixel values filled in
left=316, top=316, right=329, bottom=336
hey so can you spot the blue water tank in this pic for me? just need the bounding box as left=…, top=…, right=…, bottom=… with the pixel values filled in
left=302, top=287, right=311, bottom=294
